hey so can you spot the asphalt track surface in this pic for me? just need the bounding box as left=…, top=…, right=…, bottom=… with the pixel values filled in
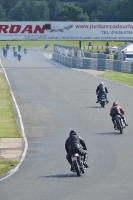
left=0, top=48, right=133, bottom=200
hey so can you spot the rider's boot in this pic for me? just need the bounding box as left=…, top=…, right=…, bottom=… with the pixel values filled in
left=123, top=119, right=128, bottom=126
left=83, top=162, right=89, bottom=168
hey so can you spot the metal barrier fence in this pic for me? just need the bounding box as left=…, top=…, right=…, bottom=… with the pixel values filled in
left=52, top=52, right=132, bottom=73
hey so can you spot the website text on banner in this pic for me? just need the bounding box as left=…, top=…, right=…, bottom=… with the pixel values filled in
left=0, top=22, right=133, bottom=41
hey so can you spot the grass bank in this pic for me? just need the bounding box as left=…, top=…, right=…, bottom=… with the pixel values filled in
left=0, top=68, right=21, bottom=175
left=0, top=160, right=18, bottom=175
left=0, top=71, right=21, bottom=138
left=98, top=71, right=133, bottom=87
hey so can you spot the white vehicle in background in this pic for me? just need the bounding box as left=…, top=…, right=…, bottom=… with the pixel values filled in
left=109, top=46, right=118, bottom=55
left=124, top=53, right=133, bottom=61
left=121, top=43, right=133, bottom=61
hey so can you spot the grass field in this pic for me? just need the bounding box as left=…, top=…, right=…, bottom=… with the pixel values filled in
left=98, top=71, right=133, bottom=87
left=0, top=40, right=125, bottom=50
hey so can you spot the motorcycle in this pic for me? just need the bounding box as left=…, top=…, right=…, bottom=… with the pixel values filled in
left=14, top=52, right=17, bottom=57
left=3, top=50, right=7, bottom=57
left=71, top=153, right=85, bottom=176
left=6, top=44, right=9, bottom=50
left=99, top=94, right=107, bottom=108
left=18, top=54, right=22, bottom=61
left=114, top=115, right=125, bottom=134
left=18, top=47, right=22, bottom=52
left=24, top=49, right=27, bottom=54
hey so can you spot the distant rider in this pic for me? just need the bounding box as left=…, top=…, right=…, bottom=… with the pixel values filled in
left=18, top=44, right=22, bottom=52
left=110, top=102, right=128, bottom=129
left=24, top=48, right=27, bottom=53
left=13, top=47, right=18, bottom=56
left=6, top=44, right=9, bottom=50
left=2, top=46, right=7, bottom=56
left=65, top=130, right=89, bottom=171
left=17, top=52, right=22, bottom=60
left=96, top=81, right=109, bottom=103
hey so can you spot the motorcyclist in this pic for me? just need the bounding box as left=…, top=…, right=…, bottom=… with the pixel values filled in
left=110, top=102, right=128, bottom=129
left=13, top=47, right=18, bottom=56
left=17, top=52, right=22, bottom=60
left=2, top=46, right=7, bottom=56
left=13, top=46, right=16, bottom=51
left=96, top=81, right=109, bottom=103
left=6, top=44, right=9, bottom=50
left=18, top=44, right=22, bottom=52
left=24, top=48, right=27, bottom=53
left=65, top=130, right=89, bottom=171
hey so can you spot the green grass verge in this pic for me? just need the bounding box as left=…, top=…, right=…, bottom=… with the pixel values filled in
left=98, top=71, right=133, bottom=87
left=0, top=160, right=18, bottom=175
left=0, top=72, right=21, bottom=138
left=0, top=40, right=124, bottom=49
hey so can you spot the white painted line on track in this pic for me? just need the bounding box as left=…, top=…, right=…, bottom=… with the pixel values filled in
left=0, top=60, right=28, bottom=181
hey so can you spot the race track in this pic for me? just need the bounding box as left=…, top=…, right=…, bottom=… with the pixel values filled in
left=0, top=48, right=133, bottom=200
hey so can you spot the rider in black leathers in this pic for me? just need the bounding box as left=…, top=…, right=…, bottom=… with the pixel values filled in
left=65, top=130, right=88, bottom=171
left=96, top=81, right=109, bottom=103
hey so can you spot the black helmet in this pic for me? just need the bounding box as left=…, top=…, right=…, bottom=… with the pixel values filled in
left=113, top=102, right=118, bottom=106
left=69, top=130, right=77, bottom=136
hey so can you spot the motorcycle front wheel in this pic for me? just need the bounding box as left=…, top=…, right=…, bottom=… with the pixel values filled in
left=101, top=101, right=105, bottom=108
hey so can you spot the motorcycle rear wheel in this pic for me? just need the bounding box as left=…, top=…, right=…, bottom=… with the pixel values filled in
left=117, top=120, right=123, bottom=134
left=74, top=160, right=81, bottom=176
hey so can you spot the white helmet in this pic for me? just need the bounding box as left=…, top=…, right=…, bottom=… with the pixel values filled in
left=100, top=81, right=104, bottom=85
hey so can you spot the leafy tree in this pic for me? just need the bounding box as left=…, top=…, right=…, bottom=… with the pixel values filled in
left=0, top=4, right=4, bottom=18
left=58, top=3, right=89, bottom=21
left=79, top=0, right=113, bottom=21
left=37, top=1, right=50, bottom=20
left=115, top=0, right=133, bottom=21
left=47, top=0, right=62, bottom=21
left=0, top=0, right=18, bottom=15
left=9, top=0, right=49, bottom=21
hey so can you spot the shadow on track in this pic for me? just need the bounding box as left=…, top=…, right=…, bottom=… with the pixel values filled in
left=39, top=174, right=78, bottom=178
left=94, top=132, right=121, bottom=135
left=86, top=106, right=102, bottom=108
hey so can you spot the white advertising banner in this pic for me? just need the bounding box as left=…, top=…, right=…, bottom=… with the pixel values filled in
left=0, top=21, right=133, bottom=40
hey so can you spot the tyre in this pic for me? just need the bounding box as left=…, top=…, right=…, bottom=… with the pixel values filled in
left=74, top=160, right=81, bottom=176
left=117, top=120, right=123, bottom=134
left=119, top=120, right=123, bottom=134
left=101, top=101, right=105, bottom=108
left=119, top=125, right=123, bottom=134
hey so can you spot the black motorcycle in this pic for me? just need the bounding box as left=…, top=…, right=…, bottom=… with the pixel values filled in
left=114, top=115, right=125, bottom=134
left=24, top=49, right=27, bottom=54
left=6, top=44, right=9, bottom=50
left=18, top=46, right=22, bottom=52
left=18, top=54, right=22, bottom=61
left=3, top=50, right=7, bottom=57
left=99, top=94, right=108, bottom=108
left=71, top=153, right=86, bottom=176
left=14, top=52, right=17, bottom=57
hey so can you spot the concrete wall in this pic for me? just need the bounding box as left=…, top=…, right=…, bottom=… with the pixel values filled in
left=52, top=52, right=133, bottom=73
left=84, top=52, right=109, bottom=59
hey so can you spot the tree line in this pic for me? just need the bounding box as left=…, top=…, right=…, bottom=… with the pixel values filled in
left=0, top=0, right=133, bottom=22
